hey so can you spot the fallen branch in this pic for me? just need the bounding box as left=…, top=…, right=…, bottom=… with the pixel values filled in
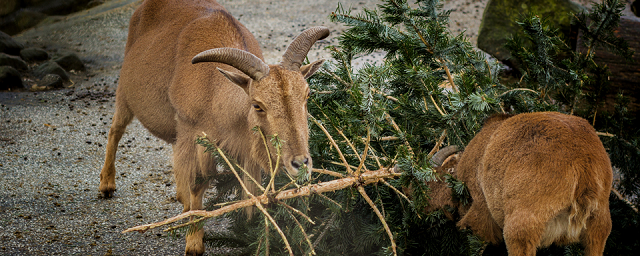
left=123, top=168, right=401, bottom=234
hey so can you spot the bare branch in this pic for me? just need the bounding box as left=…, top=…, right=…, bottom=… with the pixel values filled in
left=123, top=168, right=401, bottom=234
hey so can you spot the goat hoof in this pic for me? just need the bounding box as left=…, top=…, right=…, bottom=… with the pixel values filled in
left=99, top=187, right=115, bottom=198
left=184, top=248, right=204, bottom=256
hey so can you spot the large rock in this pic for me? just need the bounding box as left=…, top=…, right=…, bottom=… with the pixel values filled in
left=0, top=0, right=20, bottom=17
left=20, top=47, right=49, bottom=62
left=34, top=61, right=69, bottom=81
left=0, top=10, right=48, bottom=35
left=0, top=52, right=28, bottom=70
left=477, top=0, right=586, bottom=66
left=0, top=0, right=94, bottom=35
left=54, top=53, right=85, bottom=72
left=0, top=31, right=23, bottom=55
left=0, top=66, right=24, bottom=90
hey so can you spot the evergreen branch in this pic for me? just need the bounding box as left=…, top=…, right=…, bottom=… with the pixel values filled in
left=389, top=0, right=457, bottom=92
left=329, top=46, right=354, bottom=85
left=123, top=168, right=401, bottom=234
left=309, top=114, right=353, bottom=174
left=357, top=185, right=397, bottom=256
left=312, top=212, right=337, bottom=248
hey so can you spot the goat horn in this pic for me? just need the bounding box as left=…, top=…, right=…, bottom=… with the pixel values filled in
left=431, top=145, right=460, bottom=167
left=281, top=26, right=330, bottom=71
left=192, top=48, right=270, bottom=81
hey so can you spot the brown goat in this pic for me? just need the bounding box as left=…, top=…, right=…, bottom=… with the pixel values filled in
left=428, top=112, right=613, bottom=256
left=97, top=0, right=328, bottom=254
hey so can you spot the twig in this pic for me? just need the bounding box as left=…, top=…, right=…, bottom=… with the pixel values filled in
left=377, top=136, right=400, bottom=141
left=325, top=68, right=351, bottom=88
left=312, top=212, right=337, bottom=248
left=328, top=160, right=359, bottom=170
left=312, top=168, right=345, bottom=178
left=429, top=94, right=446, bottom=116
left=382, top=180, right=411, bottom=204
left=278, top=201, right=316, bottom=224
left=264, top=215, right=270, bottom=256
left=612, top=188, right=639, bottom=213
left=357, top=186, right=397, bottom=256
left=355, top=128, right=371, bottom=175
left=309, top=114, right=353, bottom=174
left=284, top=209, right=316, bottom=255
left=596, top=131, right=615, bottom=137
left=370, top=87, right=399, bottom=102
left=498, top=88, right=539, bottom=97
left=314, top=192, right=343, bottom=209
left=337, top=129, right=361, bottom=162
left=384, top=112, right=415, bottom=156
left=256, top=203, right=294, bottom=256
left=427, top=130, right=447, bottom=159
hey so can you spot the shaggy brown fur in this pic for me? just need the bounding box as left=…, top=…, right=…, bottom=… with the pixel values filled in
left=428, top=112, right=613, bottom=256
left=98, top=0, right=328, bottom=255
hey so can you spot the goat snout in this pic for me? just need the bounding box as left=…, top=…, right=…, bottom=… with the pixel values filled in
left=291, top=155, right=309, bottom=170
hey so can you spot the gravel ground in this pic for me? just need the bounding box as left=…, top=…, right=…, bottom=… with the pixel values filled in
left=0, top=0, right=592, bottom=255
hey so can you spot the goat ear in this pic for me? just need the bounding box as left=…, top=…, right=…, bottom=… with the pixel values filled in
left=218, top=67, right=251, bottom=91
left=300, top=59, right=325, bottom=79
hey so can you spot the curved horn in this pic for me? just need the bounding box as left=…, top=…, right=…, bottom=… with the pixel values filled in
left=431, top=145, right=460, bottom=167
left=281, top=26, right=330, bottom=71
left=192, top=48, right=270, bottom=81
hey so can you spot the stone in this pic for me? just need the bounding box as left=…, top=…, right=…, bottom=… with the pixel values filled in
left=39, top=73, right=64, bottom=89
left=54, top=53, right=85, bottom=72
left=0, top=31, right=23, bottom=55
left=0, top=0, right=20, bottom=17
left=0, top=10, right=47, bottom=35
left=20, top=47, right=49, bottom=62
left=34, top=61, right=69, bottom=81
left=477, top=0, right=586, bottom=66
left=0, top=52, right=28, bottom=70
left=0, top=66, right=24, bottom=90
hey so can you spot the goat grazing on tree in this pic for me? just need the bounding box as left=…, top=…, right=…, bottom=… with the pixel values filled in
left=98, top=0, right=328, bottom=254
left=428, top=112, right=613, bottom=256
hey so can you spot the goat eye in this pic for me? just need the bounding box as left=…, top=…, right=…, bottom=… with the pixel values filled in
left=252, top=104, right=264, bottom=112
